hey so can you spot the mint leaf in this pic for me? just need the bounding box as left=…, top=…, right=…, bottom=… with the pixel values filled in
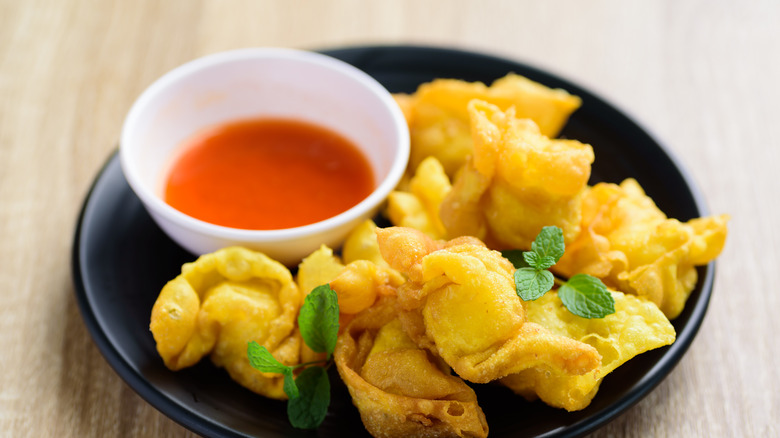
left=531, top=226, right=565, bottom=263
left=558, top=273, right=615, bottom=318
left=287, top=366, right=331, bottom=429
left=298, top=284, right=340, bottom=356
left=502, top=249, right=530, bottom=269
left=514, top=267, right=554, bottom=301
left=247, top=341, right=290, bottom=374
left=247, top=341, right=298, bottom=398
left=283, top=372, right=299, bottom=399
left=523, top=251, right=557, bottom=271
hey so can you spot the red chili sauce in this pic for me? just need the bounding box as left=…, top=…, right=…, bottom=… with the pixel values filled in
left=164, top=118, right=375, bottom=230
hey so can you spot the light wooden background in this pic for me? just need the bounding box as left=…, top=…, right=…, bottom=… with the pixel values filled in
left=1, top=0, right=777, bottom=437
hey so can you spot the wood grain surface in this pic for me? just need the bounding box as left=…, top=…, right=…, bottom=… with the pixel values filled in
left=0, top=0, right=776, bottom=437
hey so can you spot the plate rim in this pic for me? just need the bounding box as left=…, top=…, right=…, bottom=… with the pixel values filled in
left=71, top=151, right=243, bottom=438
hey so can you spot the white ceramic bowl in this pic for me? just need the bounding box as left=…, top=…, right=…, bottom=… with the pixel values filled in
left=120, top=48, right=409, bottom=266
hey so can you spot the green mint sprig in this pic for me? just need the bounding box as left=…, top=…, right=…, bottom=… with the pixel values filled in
left=247, top=343, right=300, bottom=398
left=247, top=283, right=340, bottom=429
left=502, top=226, right=615, bottom=319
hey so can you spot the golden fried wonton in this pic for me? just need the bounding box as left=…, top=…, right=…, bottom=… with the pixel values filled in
left=397, top=73, right=581, bottom=177
left=386, top=156, right=452, bottom=239
left=440, top=100, right=594, bottom=249
left=296, top=244, right=345, bottom=296
left=376, top=226, right=601, bottom=384
left=149, top=247, right=303, bottom=399
left=342, top=219, right=393, bottom=269
left=330, top=259, right=405, bottom=315
left=335, top=296, right=489, bottom=438
left=296, top=239, right=403, bottom=328
left=500, top=289, right=675, bottom=411
left=554, top=179, right=729, bottom=319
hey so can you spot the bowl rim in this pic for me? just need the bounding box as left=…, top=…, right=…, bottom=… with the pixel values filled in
left=119, top=47, right=410, bottom=243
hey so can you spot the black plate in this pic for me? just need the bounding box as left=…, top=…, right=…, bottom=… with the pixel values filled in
left=72, top=45, right=714, bottom=438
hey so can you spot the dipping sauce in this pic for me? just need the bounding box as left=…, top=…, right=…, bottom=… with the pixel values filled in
left=164, top=118, right=375, bottom=230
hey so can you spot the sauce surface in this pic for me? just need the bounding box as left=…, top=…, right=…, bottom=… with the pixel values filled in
left=164, top=118, right=375, bottom=230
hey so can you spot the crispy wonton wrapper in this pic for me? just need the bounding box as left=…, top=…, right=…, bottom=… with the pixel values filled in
left=330, top=259, right=404, bottom=315
left=149, top=247, right=303, bottom=399
left=386, top=156, right=452, bottom=239
left=342, top=219, right=394, bottom=269
left=335, top=296, right=489, bottom=438
left=554, top=179, right=729, bottom=319
left=440, top=100, right=594, bottom=249
left=297, top=244, right=346, bottom=295
left=297, top=239, right=403, bottom=328
left=376, top=226, right=601, bottom=384
left=501, top=290, right=675, bottom=411
left=396, top=73, right=581, bottom=177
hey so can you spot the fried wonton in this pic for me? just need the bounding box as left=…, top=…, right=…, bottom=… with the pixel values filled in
left=500, top=290, right=675, bottom=411
left=296, top=244, right=346, bottom=296
left=554, top=179, right=729, bottom=319
left=386, top=156, right=452, bottom=239
left=342, top=219, right=392, bottom=269
left=295, top=240, right=403, bottom=331
left=440, top=100, right=594, bottom=249
left=150, top=247, right=303, bottom=399
left=335, top=296, right=489, bottom=438
left=376, top=226, right=601, bottom=384
left=330, top=259, right=405, bottom=315
left=397, top=73, right=581, bottom=177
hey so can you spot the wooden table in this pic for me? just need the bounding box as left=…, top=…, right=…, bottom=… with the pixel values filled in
left=1, top=1, right=776, bottom=436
